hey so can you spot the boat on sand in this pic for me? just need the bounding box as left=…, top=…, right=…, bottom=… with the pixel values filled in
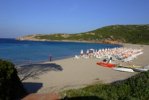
left=97, top=62, right=116, bottom=68
left=125, top=65, right=149, bottom=72
left=133, top=68, right=149, bottom=72
left=113, top=67, right=134, bottom=72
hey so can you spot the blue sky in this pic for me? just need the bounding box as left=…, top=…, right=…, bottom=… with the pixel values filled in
left=0, top=0, right=149, bottom=38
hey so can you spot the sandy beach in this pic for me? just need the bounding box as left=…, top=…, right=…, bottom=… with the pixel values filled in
left=19, top=43, right=149, bottom=93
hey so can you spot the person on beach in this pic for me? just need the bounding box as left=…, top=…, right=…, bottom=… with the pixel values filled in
left=103, top=59, right=107, bottom=62
left=108, top=57, right=112, bottom=63
left=86, top=50, right=89, bottom=55
left=49, top=55, right=52, bottom=61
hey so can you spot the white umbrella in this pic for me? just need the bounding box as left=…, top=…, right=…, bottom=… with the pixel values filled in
left=80, top=49, right=84, bottom=55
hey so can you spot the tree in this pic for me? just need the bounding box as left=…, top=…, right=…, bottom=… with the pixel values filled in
left=0, top=59, right=27, bottom=100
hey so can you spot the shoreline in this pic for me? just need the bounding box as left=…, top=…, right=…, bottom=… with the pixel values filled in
left=20, top=43, right=149, bottom=93
left=12, top=39, right=122, bottom=66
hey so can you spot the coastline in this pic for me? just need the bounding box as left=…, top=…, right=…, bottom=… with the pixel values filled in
left=20, top=43, right=149, bottom=94
left=16, top=37, right=122, bottom=45
left=1, top=38, right=122, bottom=66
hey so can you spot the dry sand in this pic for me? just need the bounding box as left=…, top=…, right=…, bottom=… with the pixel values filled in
left=20, top=43, right=149, bottom=93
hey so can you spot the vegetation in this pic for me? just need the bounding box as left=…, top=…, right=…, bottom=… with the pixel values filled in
left=35, top=24, right=149, bottom=44
left=0, top=59, right=26, bottom=100
left=61, top=71, right=149, bottom=100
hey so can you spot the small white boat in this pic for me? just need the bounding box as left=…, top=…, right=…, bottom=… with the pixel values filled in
left=113, top=67, right=134, bottom=72
left=144, top=65, right=149, bottom=69
left=133, top=68, right=149, bottom=72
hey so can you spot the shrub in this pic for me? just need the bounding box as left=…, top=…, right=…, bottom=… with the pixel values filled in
left=0, top=59, right=26, bottom=100
left=62, top=71, right=149, bottom=100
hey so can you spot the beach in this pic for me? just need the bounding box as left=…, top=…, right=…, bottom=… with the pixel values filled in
left=20, top=43, right=149, bottom=93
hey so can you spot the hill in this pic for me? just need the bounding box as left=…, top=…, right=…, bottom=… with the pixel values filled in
left=17, top=24, right=149, bottom=44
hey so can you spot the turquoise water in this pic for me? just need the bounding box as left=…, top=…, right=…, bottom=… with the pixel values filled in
left=0, top=38, right=121, bottom=64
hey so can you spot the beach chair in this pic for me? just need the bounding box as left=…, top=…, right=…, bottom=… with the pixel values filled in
left=74, top=55, right=79, bottom=59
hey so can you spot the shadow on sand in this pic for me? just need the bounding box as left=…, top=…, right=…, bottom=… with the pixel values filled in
left=23, top=82, right=43, bottom=93
left=17, top=63, right=63, bottom=81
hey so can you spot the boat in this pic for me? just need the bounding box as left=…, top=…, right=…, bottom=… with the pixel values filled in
left=144, top=65, right=149, bottom=69
left=113, top=67, right=134, bottom=72
left=125, top=65, right=149, bottom=72
left=96, top=62, right=116, bottom=68
left=126, top=65, right=142, bottom=68
left=133, top=68, right=149, bottom=72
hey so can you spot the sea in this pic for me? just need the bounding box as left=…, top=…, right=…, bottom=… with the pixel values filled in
left=0, top=38, right=121, bottom=65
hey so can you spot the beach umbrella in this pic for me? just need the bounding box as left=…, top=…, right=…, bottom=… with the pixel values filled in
left=80, top=49, right=84, bottom=55
left=86, top=49, right=89, bottom=54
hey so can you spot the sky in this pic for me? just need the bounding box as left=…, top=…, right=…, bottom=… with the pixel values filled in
left=0, top=0, right=149, bottom=38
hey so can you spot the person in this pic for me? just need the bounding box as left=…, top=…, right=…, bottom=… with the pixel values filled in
left=108, top=57, right=112, bottom=63
left=110, top=57, right=112, bottom=60
left=49, top=55, right=52, bottom=61
left=103, top=59, right=107, bottom=62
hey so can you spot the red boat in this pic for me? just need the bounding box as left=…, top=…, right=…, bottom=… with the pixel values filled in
left=96, top=62, right=116, bottom=68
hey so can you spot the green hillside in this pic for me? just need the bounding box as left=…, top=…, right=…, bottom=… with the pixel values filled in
left=35, top=24, right=149, bottom=44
